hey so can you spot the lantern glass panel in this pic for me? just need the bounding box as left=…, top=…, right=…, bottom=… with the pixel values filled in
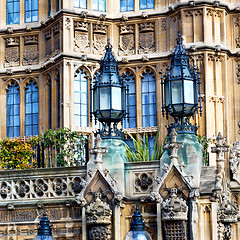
left=100, top=87, right=110, bottom=110
left=184, top=80, right=194, bottom=104
left=112, top=87, right=122, bottom=110
left=93, top=88, right=97, bottom=112
left=34, top=236, right=55, bottom=240
left=172, top=81, right=182, bottom=104
left=124, top=230, right=152, bottom=240
left=165, top=81, right=169, bottom=106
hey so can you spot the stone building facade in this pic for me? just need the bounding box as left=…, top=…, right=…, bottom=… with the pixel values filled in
left=0, top=0, right=239, bottom=240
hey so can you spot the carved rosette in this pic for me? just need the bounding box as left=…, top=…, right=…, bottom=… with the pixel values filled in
left=118, top=24, right=135, bottom=55
left=23, top=35, right=39, bottom=65
left=138, top=22, right=155, bottom=54
left=74, top=21, right=90, bottom=53
left=86, top=192, right=112, bottom=240
left=4, top=37, right=20, bottom=67
left=93, top=24, right=107, bottom=54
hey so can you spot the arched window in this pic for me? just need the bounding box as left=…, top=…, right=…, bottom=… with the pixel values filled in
left=141, top=69, right=156, bottom=127
left=25, top=80, right=39, bottom=136
left=74, top=69, right=88, bottom=127
left=6, top=82, right=20, bottom=137
left=25, top=0, right=38, bottom=22
left=7, top=0, right=20, bottom=25
left=74, top=0, right=87, bottom=8
left=140, top=0, right=154, bottom=9
left=123, top=71, right=136, bottom=129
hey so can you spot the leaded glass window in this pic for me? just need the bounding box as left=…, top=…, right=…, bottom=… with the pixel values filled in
left=140, top=0, right=154, bottom=9
left=7, top=0, right=20, bottom=25
left=120, top=0, right=134, bottom=12
left=73, top=0, right=87, bottom=8
left=92, top=0, right=105, bottom=11
left=123, top=71, right=136, bottom=129
left=74, top=69, right=88, bottom=127
left=25, top=0, right=38, bottom=22
left=25, top=80, right=39, bottom=136
left=56, top=72, right=60, bottom=128
left=141, top=69, right=156, bottom=127
left=6, top=82, right=20, bottom=137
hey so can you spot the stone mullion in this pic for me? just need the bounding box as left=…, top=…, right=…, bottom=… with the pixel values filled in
left=113, top=205, right=121, bottom=240
left=20, top=0, right=25, bottom=25
left=157, top=202, right=163, bottom=240
left=38, top=74, right=46, bottom=134
left=20, top=82, right=25, bottom=136
left=135, top=23, right=138, bottom=55
left=0, top=81, right=7, bottom=138
left=136, top=70, right=142, bottom=128
left=156, top=63, right=161, bottom=130
left=51, top=70, right=57, bottom=129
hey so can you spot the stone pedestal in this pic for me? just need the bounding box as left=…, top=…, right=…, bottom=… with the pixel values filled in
left=160, top=133, right=203, bottom=187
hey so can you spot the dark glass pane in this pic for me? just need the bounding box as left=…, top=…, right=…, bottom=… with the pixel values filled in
left=13, top=13, right=20, bottom=24
left=32, top=0, right=38, bottom=10
left=25, top=0, right=31, bottom=11
left=7, top=3, right=13, bottom=13
left=32, top=10, right=38, bottom=22
left=25, top=11, right=31, bottom=22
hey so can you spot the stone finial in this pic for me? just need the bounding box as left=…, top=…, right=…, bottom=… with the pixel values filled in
left=211, top=132, right=229, bottom=162
left=164, top=128, right=183, bottom=165
left=90, top=135, right=108, bottom=170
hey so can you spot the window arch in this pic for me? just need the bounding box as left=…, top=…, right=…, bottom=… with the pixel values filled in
left=6, top=82, right=20, bottom=137
left=74, top=69, right=88, bottom=127
left=141, top=69, right=156, bottom=127
left=25, top=80, right=39, bottom=136
left=123, top=71, right=136, bottom=129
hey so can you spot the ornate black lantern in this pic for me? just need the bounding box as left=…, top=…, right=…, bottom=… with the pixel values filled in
left=91, top=39, right=127, bottom=139
left=124, top=204, right=152, bottom=240
left=161, top=32, right=202, bottom=134
left=34, top=212, right=55, bottom=240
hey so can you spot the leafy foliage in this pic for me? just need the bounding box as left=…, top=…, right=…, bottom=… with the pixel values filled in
left=198, top=135, right=212, bottom=166
left=0, top=128, right=87, bottom=170
left=124, top=130, right=163, bottom=162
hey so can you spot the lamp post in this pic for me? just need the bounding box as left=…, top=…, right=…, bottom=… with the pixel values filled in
left=124, top=204, right=152, bottom=240
left=161, top=32, right=202, bottom=134
left=34, top=212, right=55, bottom=240
left=90, top=39, right=127, bottom=139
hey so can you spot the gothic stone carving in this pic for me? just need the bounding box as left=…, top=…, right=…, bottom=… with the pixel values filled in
left=161, top=188, right=188, bottom=221
left=4, top=37, right=20, bottom=67
left=118, top=25, right=135, bottom=55
left=217, top=223, right=233, bottom=240
left=236, top=63, right=240, bottom=84
left=23, top=35, right=39, bottom=65
left=230, top=140, right=240, bottom=184
left=93, top=24, right=107, bottom=54
left=45, top=29, right=52, bottom=60
left=134, top=172, right=154, bottom=193
left=89, top=226, right=111, bottom=240
left=138, top=22, right=155, bottom=54
left=53, top=22, right=61, bottom=56
left=74, top=21, right=90, bottom=53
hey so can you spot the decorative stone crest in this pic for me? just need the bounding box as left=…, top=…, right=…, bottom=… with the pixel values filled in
left=4, top=37, right=20, bottom=67
left=86, top=192, right=112, bottom=224
left=161, top=188, right=188, bottom=221
left=23, top=35, right=39, bottom=65
left=138, top=22, right=155, bottom=54
left=93, top=24, right=107, bottom=54
left=74, top=21, right=90, bottom=53
left=118, top=25, right=135, bottom=55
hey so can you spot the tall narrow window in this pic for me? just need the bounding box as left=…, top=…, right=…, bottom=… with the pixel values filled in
left=56, top=72, right=60, bottom=128
left=92, top=0, right=105, bottom=11
left=48, top=0, right=51, bottom=16
left=73, top=0, right=87, bottom=8
left=7, top=0, right=20, bottom=25
left=25, top=0, right=38, bottom=23
left=140, top=0, right=154, bottom=9
left=120, top=0, right=134, bottom=12
left=6, top=82, right=20, bottom=137
left=25, top=80, right=39, bottom=136
left=141, top=69, right=156, bottom=127
left=74, top=69, right=88, bottom=127
left=47, top=77, right=52, bottom=129
left=123, top=71, right=136, bottom=129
